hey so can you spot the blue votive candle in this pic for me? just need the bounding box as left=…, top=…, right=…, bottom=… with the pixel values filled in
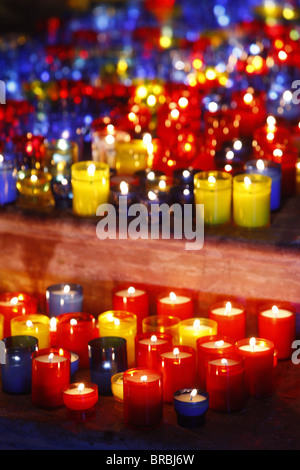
left=173, top=388, right=209, bottom=427
left=70, top=352, right=80, bottom=378
left=245, top=159, right=281, bottom=211
left=46, top=283, right=83, bottom=317
left=0, top=156, right=17, bottom=205
left=1, top=335, right=38, bottom=394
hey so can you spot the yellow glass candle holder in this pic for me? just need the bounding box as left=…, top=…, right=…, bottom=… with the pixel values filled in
left=10, top=314, right=50, bottom=349
left=71, top=161, right=110, bottom=217
left=178, top=318, right=218, bottom=350
left=115, top=140, right=150, bottom=175
left=16, top=169, right=55, bottom=210
left=142, top=315, right=180, bottom=344
left=233, top=174, right=271, bottom=228
left=0, top=314, right=4, bottom=339
left=194, top=171, right=232, bottom=225
left=98, top=310, right=137, bottom=368
left=43, top=138, right=79, bottom=176
left=111, top=372, right=124, bottom=402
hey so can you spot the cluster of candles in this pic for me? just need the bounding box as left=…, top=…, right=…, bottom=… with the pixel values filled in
left=0, top=283, right=296, bottom=428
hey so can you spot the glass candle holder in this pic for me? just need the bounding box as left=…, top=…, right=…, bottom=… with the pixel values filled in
left=62, top=382, right=98, bottom=412
left=50, top=174, right=73, bottom=209
left=16, top=169, right=55, bottom=211
left=10, top=314, right=50, bottom=349
left=91, top=118, right=131, bottom=168
left=55, top=312, right=97, bottom=369
left=31, top=347, right=71, bottom=409
left=123, top=367, right=164, bottom=429
left=115, top=140, right=150, bottom=175
left=46, top=283, right=83, bottom=317
left=70, top=352, right=80, bottom=378
left=88, top=336, right=128, bottom=396
left=112, top=285, right=149, bottom=334
left=173, top=388, right=209, bottom=428
left=0, top=314, right=3, bottom=339
left=0, top=157, right=17, bottom=205
left=156, top=291, right=194, bottom=321
left=111, top=372, right=124, bottom=402
left=43, top=138, right=79, bottom=176
left=98, top=311, right=137, bottom=367
left=206, top=355, right=246, bottom=413
left=233, top=174, right=271, bottom=228
left=135, top=332, right=173, bottom=369
left=208, top=301, right=246, bottom=341
left=0, top=292, right=37, bottom=338
left=178, top=318, right=218, bottom=350
left=1, top=335, right=38, bottom=394
left=245, top=159, right=281, bottom=211
left=194, top=171, right=232, bottom=226
left=71, top=161, right=110, bottom=217
left=142, top=315, right=181, bottom=344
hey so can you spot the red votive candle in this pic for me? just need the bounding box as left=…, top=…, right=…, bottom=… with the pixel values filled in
left=208, top=300, right=246, bottom=341
left=196, top=335, right=236, bottom=390
left=235, top=337, right=275, bottom=398
left=135, top=332, right=173, bottom=369
left=156, top=291, right=194, bottom=321
left=206, top=354, right=246, bottom=413
left=55, top=312, right=98, bottom=369
left=112, top=286, right=149, bottom=333
left=62, top=382, right=98, bottom=411
left=31, top=348, right=71, bottom=408
left=158, top=345, right=196, bottom=403
left=258, top=304, right=296, bottom=360
left=0, top=292, right=37, bottom=338
left=123, top=368, right=163, bottom=429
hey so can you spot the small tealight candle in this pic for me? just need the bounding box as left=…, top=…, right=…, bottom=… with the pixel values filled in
left=235, top=337, right=275, bottom=398
left=156, top=292, right=194, bottom=321
left=258, top=304, right=296, bottom=360
left=194, top=171, right=232, bottom=226
left=123, top=368, right=164, bottom=429
left=0, top=292, right=37, bottom=338
left=208, top=301, right=246, bottom=341
left=135, top=332, right=173, bottom=369
left=112, top=286, right=149, bottom=333
left=62, top=382, right=98, bottom=412
left=142, top=315, right=181, bottom=343
left=46, top=283, right=83, bottom=317
left=245, top=159, right=281, bottom=211
left=10, top=314, right=50, bottom=349
left=159, top=346, right=197, bottom=403
left=71, top=161, right=110, bottom=217
left=178, top=318, right=218, bottom=350
left=111, top=372, right=124, bottom=402
left=233, top=174, right=271, bottom=228
left=173, top=388, right=209, bottom=428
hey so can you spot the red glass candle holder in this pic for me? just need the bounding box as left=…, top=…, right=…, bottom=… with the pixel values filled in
left=31, top=348, right=71, bottom=409
left=112, top=285, right=149, bottom=333
left=135, top=332, right=173, bottom=369
left=258, top=303, right=296, bottom=360
left=62, top=382, right=98, bottom=411
left=206, top=354, right=246, bottom=413
left=123, top=368, right=164, bottom=429
left=158, top=345, right=197, bottom=403
left=0, top=292, right=37, bottom=338
left=204, top=110, right=240, bottom=151
left=231, top=89, right=267, bottom=138
left=235, top=337, right=275, bottom=398
left=156, top=291, right=194, bottom=321
left=55, top=312, right=98, bottom=369
left=208, top=300, right=246, bottom=341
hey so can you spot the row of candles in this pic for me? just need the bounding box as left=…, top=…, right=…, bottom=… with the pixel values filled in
left=0, top=283, right=296, bottom=428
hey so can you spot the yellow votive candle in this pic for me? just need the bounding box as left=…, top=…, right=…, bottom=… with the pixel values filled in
left=16, top=169, right=55, bottom=210
left=10, top=314, right=50, bottom=348
left=233, top=174, right=271, bottom=228
left=115, top=140, right=150, bottom=175
left=98, top=311, right=137, bottom=367
left=71, top=161, right=110, bottom=216
left=111, top=372, right=124, bottom=402
left=179, top=318, right=218, bottom=350
left=194, top=171, right=232, bottom=225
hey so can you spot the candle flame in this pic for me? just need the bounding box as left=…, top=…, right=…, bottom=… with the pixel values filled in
left=272, top=305, right=279, bottom=315
left=169, top=292, right=177, bottom=302
left=10, top=296, right=19, bottom=305
left=30, top=174, right=38, bottom=183
left=267, top=115, right=276, bottom=127
left=158, top=179, right=166, bottom=190
left=140, top=375, right=148, bottom=382
left=273, top=148, right=283, bottom=158
left=148, top=190, right=157, bottom=201
left=256, top=159, right=265, bottom=170
left=114, top=318, right=121, bottom=326
left=250, top=337, right=256, bottom=350
left=70, top=318, right=77, bottom=326
left=244, top=176, right=252, bottom=186
left=190, top=389, right=197, bottom=400
left=78, top=383, right=85, bottom=393
left=182, top=170, right=190, bottom=178
left=193, top=319, right=201, bottom=329
left=225, top=301, right=232, bottom=313
left=147, top=171, right=155, bottom=181
left=48, top=353, right=54, bottom=363
left=87, top=163, right=96, bottom=176
left=120, top=181, right=129, bottom=195
left=127, top=286, right=135, bottom=295
left=63, top=284, right=70, bottom=294
left=208, top=175, right=216, bottom=184
left=151, top=335, right=157, bottom=343
left=173, top=347, right=180, bottom=357
left=215, top=340, right=225, bottom=348
left=221, top=358, right=228, bottom=366
left=50, top=317, right=57, bottom=330
left=26, top=320, right=33, bottom=328
left=243, top=93, right=253, bottom=104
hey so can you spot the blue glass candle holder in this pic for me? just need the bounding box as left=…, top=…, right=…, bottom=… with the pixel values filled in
left=0, top=157, right=18, bottom=205
left=245, top=159, right=281, bottom=211
left=70, top=352, right=80, bottom=378
left=1, top=335, right=38, bottom=394
left=88, top=336, right=128, bottom=396
left=46, top=283, right=83, bottom=317
left=50, top=173, right=73, bottom=209
left=173, top=388, right=209, bottom=428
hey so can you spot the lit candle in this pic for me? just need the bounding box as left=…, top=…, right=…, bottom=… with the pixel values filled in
left=62, top=382, right=98, bottom=412
left=233, top=174, right=271, bottom=228
left=158, top=346, right=197, bottom=403
left=258, top=304, right=295, bottom=360
left=123, top=368, right=164, bottom=429
left=46, top=283, right=83, bottom=317
left=98, top=311, right=137, bottom=367
left=156, top=292, right=194, bottom=321
left=208, top=301, right=246, bottom=341
left=16, top=169, right=54, bottom=210
left=71, top=161, right=110, bottom=217
left=173, top=388, right=209, bottom=428
left=115, top=140, right=150, bottom=175
left=245, top=159, right=281, bottom=211
left=235, top=337, right=275, bottom=398
left=112, top=286, right=149, bottom=333
left=178, top=318, right=218, bottom=350
left=135, top=332, right=173, bottom=369
left=111, top=372, right=124, bottom=402
left=0, top=292, right=37, bottom=338
left=31, top=348, right=71, bottom=408
left=206, top=356, right=246, bottom=413
left=194, top=171, right=232, bottom=226
left=10, top=314, right=50, bottom=349
left=43, top=136, right=79, bottom=176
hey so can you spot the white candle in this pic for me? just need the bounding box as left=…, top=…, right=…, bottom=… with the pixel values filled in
left=161, top=350, right=192, bottom=360
left=64, top=384, right=94, bottom=395
left=115, top=288, right=145, bottom=298
left=160, top=293, right=190, bottom=304
left=139, top=337, right=168, bottom=346
left=209, top=358, right=240, bottom=366
left=260, top=306, right=293, bottom=319
left=35, top=354, right=67, bottom=363
left=175, top=393, right=207, bottom=403
left=239, top=338, right=270, bottom=352
left=212, top=306, right=243, bottom=316
left=200, top=340, right=233, bottom=349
